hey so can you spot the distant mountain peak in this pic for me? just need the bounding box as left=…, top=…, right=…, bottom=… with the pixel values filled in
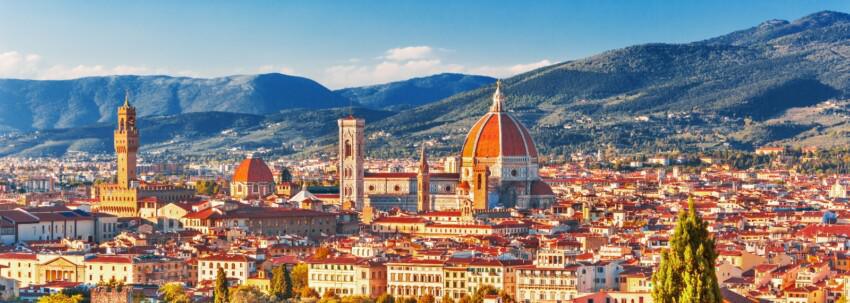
left=758, top=19, right=789, bottom=28
left=797, top=10, right=850, bottom=25
left=336, top=73, right=496, bottom=109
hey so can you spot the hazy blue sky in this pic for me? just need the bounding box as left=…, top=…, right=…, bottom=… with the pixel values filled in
left=0, top=0, right=848, bottom=88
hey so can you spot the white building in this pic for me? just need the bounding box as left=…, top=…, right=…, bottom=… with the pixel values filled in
left=197, top=254, right=255, bottom=284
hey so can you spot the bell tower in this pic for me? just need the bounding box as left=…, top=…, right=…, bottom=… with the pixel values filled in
left=338, top=116, right=365, bottom=210
left=417, top=145, right=431, bottom=212
left=115, top=92, right=138, bottom=189
left=472, top=161, right=489, bottom=210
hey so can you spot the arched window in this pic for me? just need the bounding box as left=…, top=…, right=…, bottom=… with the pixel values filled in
left=476, top=174, right=482, bottom=190
left=344, top=140, right=352, bottom=158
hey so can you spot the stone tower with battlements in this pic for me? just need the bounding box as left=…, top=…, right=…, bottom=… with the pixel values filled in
left=115, top=93, right=138, bottom=189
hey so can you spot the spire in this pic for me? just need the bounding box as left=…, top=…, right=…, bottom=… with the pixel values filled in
left=123, top=90, right=130, bottom=107
left=419, top=144, right=429, bottom=174
left=490, top=79, right=504, bottom=112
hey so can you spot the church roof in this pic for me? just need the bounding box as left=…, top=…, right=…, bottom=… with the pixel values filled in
left=530, top=180, right=555, bottom=196
left=461, top=82, right=538, bottom=159
left=289, top=188, right=319, bottom=203
left=233, top=157, right=274, bottom=183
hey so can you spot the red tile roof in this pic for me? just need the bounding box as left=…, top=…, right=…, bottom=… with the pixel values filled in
left=0, top=253, right=37, bottom=260
left=86, top=256, right=134, bottom=264
left=233, top=157, right=274, bottom=183
left=199, top=254, right=252, bottom=262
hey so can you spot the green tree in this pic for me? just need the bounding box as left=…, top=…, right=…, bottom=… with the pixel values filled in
left=61, top=287, right=91, bottom=303
left=340, top=295, right=374, bottom=303
left=159, top=282, right=190, bottom=303
left=440, top=295, right=455, bottom=303
left=300, top=287, right=320, bottom=299
left=38, top=293, right=83, bottom=303
left=291, top=263, right=309, bottom=292
left=651, top=196, right=722, bottom=303
left=375, top=293, right=395, bottom=303
left=497, top=290, right=515, bottom=303
left=215, top=267, right=230, bottom=303
left=196, top=180, right=220, bottom=195
left=283, top=265, right=293, bottom=299
left=270, top=267, right=284, bottom=299
left=471, top=285, right=498, bottom=303
left=417, top=294, right=435, bottom=303
left=323, top=289, right=340, bottom=300
left=230, top=285, right=269, bottom=303
left=270, top=265, right=293, bottom=300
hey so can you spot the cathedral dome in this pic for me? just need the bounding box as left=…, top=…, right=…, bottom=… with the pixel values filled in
left=461, top=81, right=538, bottom=159
left=233, top=157, right=274, bottom=183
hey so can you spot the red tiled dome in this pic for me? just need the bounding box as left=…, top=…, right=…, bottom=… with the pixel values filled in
left=461, top=81, right=538, bottom=159
left=461, top=112, right=538, bottom=159
left=233, top=157, right=274, bottom=183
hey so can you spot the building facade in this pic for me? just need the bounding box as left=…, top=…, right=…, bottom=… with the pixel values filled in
left=306, top=256, right=387, bottom=298
left=198, top=254, right=255, bottom=284
left=339, top=81, right=554, bottom=214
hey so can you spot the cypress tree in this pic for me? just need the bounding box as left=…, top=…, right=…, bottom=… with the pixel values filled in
left=270, top=266, right=284, bottom=299
left=651, top=196, right=722, bottom=303
left=214, top=267, right=230, bottom=303
left=283, top=265, right=293, bottom=299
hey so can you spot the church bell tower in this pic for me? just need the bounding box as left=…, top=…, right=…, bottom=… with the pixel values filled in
left=417, top=145, right=431, bottom=212
left=338, top=116, right=365, bottom=210
left=115, top=92, right=139, bottom=189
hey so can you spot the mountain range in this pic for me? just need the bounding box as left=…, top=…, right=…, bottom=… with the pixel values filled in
left=0, top=73, right=348, bottom=131
left=335, top=73, right=495, bottom=110
left=2, top=10, right=850, bottom=158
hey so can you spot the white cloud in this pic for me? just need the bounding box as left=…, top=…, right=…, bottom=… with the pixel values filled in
left=384, top=46, right=434, bottom=61
left=468, top=59, right=553, bottom=78
left=257, top=64, right=297, bottom=75
left=0, top=51, right=42, bottom=78
left=37, top=64, right=173, bottom=80
left=322, top=45, right=553, bottom=88
left=0, top=50, right=197, bottom=80
left=0, top=48, right=555, bottom=88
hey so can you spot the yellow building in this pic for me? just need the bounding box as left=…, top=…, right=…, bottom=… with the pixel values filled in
left=0, top=253, right=87, bottom=287
left=0, top=253, right=189, bottom=287
left=306, top=256, right=387, bottom=298
left=386, top=258, right=444, bottom=299
left=245, top=271, right=271, bottom=294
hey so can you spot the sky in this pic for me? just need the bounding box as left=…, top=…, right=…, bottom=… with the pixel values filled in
left=0, top=1, right=849, bottom=89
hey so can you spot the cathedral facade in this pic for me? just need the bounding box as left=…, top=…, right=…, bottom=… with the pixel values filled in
left=338, top=81, right=554, bottom=214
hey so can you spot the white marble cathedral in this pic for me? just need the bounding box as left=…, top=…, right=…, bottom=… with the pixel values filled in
left=338, top=81, right=554, bottom=213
